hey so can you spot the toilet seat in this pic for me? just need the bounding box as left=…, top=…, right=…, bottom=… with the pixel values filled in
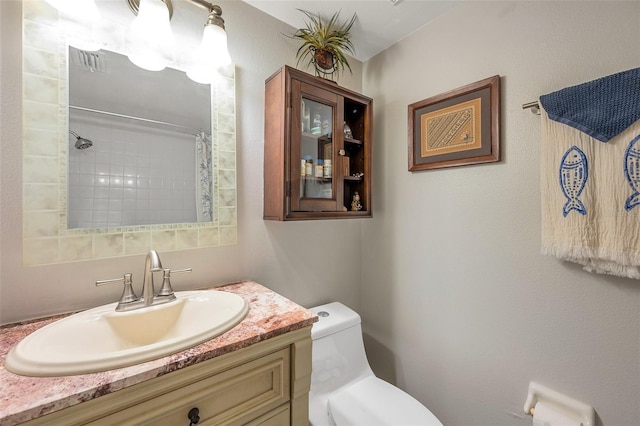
left=327, top=376, right=443, bottom=426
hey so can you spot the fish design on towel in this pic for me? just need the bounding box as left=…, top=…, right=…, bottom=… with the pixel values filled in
left=624, top=135, right=640, bottom=211
left=559, top=146, right=588, bottom=217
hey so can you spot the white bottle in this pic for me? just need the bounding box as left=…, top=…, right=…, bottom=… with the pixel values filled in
left=323, top=159, right=332, bottom=178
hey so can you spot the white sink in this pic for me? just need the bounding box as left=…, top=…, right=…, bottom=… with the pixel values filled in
left=5, top=290, right=248, bottom=377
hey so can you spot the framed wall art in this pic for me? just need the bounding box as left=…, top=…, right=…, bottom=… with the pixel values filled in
left=408, top=75, right=500, bottom=171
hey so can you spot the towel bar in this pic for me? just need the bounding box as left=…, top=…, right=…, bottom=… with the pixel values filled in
left=522, top=101, right=541, bottom=114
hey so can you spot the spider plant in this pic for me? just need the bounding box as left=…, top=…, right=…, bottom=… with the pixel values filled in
left=290, top=10, right=357, bottom=79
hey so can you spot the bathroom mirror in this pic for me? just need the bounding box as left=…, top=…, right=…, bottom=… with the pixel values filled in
left=68, top=46, right=213, bottom=229
left=22, top=0, right=237, bottom=266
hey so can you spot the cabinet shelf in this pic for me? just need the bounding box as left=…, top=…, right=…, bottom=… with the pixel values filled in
left=302, top=131, right=332, bottom=139
left=264, top=66, right=372, bottom=221
left=302, top=176, right=332, bottom=183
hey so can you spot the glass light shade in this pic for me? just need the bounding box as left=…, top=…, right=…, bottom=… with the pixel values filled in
left=126, top=0, right=175, bottom=72
left=44, top=0, right=101, bottom=21
left=186, top=24, right=231, bottom=85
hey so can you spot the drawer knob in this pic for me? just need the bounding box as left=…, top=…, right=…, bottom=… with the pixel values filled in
left=187, top=407, right=200, bottom=425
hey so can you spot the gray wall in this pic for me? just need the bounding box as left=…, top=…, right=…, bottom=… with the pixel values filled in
left=361, top=2, right=640, bottom=425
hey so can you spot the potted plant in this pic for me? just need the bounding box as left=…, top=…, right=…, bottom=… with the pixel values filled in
left=289, top=10, right=357, bottom=80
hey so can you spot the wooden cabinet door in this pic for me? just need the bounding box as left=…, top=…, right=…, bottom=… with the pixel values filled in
left=289, top=79, right=344, bottom=213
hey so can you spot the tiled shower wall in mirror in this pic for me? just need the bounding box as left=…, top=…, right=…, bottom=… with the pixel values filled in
left=67, top=116, right=199, bottom=228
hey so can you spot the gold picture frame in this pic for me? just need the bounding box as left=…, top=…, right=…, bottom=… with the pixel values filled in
left=408, top=75, right=500, bottom=171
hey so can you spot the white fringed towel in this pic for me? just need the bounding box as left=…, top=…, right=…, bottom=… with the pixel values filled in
left=540, top=109, right=640, bottom=279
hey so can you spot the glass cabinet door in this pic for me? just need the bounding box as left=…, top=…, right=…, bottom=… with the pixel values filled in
left=290, top=81, right=343, bottom=212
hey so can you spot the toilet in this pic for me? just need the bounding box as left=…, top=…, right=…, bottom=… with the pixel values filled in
left=309, top=302, right=443, bottom=426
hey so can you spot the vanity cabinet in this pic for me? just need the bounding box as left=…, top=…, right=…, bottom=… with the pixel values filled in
left=264, top=66, right=373, bottom=220
left=22, top=328, right=312, bottom=426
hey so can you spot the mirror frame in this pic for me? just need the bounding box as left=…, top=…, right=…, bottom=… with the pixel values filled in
left=22, top=1, right=237, bottom=266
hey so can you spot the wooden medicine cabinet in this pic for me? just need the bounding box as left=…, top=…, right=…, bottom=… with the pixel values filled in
left=263, top=66, right=372, bottom=220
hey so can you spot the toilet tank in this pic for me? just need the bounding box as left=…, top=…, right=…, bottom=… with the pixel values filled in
left=309, top=303, right=374, bottom=395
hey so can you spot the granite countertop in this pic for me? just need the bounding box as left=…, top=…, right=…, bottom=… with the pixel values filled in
left=0, top=281, right=317, bottom=425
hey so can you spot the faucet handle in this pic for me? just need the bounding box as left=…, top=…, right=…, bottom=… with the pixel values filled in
left=96, top=273, right=139, bottom=305
left=157, top=268, right=192, bottom=297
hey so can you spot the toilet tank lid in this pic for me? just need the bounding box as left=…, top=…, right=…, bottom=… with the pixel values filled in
left=328, top=376, right=443, bottom=426
left=308, top=302, right=361, bottom=340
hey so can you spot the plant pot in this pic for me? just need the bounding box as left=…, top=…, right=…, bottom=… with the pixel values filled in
left=313, top=49, right=335, bottom=70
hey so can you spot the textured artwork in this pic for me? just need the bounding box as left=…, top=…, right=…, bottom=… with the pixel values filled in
left=420, top=98, right=482, bottom=158
left=408, top=76, right=500, bottom=171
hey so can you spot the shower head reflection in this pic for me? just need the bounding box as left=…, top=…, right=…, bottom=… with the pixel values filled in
left=69, top=130, right=93, bottom=150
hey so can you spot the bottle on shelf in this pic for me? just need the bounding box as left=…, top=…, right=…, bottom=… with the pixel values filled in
left=305, top=156, right=313, bottom=176
left=311, top=112, right=322, bottom=135
left=315, top=159, right=324, bottom=178
left=323, top=159, right=332, bottom=178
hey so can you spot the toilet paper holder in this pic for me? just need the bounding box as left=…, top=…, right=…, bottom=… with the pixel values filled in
left=524, top=382, right=594, bottom=426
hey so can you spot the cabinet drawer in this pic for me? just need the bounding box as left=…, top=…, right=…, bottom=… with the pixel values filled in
left=94, top=348, right=290, bottom=425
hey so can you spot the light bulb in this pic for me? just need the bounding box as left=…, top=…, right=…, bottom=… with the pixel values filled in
left=126, top=0, right=175, bottom=72
left=186, top=23, right=231, bottom=84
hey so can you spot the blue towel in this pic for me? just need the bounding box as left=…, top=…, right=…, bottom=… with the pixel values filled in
left=539, top=67, right=640, bottom=142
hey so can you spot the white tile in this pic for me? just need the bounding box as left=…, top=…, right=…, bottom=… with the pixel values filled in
left=218, top=150, right=236, bottom=170
left=23, top=128, right=57, bottom=156
left=60, top=235, right=93, bottom=262
left=23, top=210, right=59, bottom=238
left=93, top=233, right=124, bottom=258
left=23, top=101, right=58, bottom=131
left=23, top=238, right=59, bottom=266
left=152, top=230, right=176, bottom=251
left=177, top=229, right=198, bottom=249
left=23, top=74, right=58, bottom=104
left=218, top=207, right=237, bottom=226
left=124, top=232, right=151, bottom=255
left=218, top=169, right=236, bottom=189
left=198, top=227, right=219, bottom=247
left=23, top=183, right=58, bottom=210
left=23, top=47, right=59, bottom=79
left=219, top=226, right=237, bottom=245
left=23, top=156, right=58, bottom=183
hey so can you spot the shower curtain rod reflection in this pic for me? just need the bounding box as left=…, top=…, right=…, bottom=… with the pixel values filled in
left=69, top=105, right=206, bottom=134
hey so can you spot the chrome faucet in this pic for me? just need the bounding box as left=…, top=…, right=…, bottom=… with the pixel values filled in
left=96, top=250, right=189, bottom=312
left=141, top=250, right=163, bottom=306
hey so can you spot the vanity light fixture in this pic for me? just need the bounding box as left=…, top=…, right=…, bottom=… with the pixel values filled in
left=127, top=0, right=231, bottom=83
left=45, top=0, right=232, bottom=82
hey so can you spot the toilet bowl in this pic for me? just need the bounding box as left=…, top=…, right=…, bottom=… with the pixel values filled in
left=309, top=302, right=443, bottom=426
